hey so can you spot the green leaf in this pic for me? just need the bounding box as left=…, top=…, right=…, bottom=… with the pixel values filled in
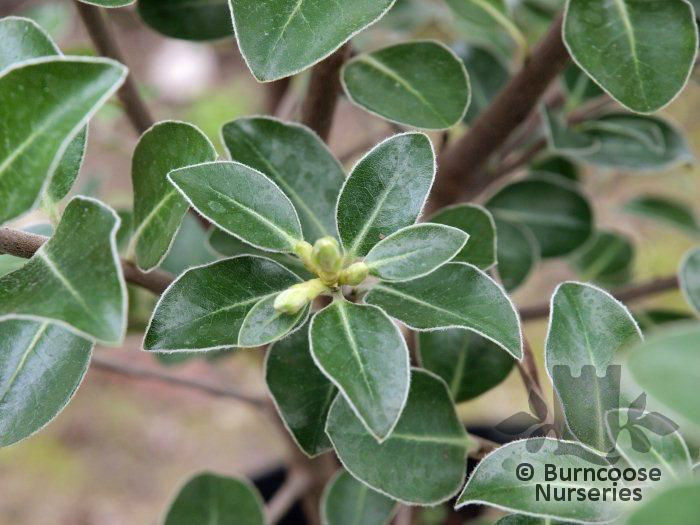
left=545, top=282, right=642, bottom=452
left=337, top=133, right=435, bottom=257
left=0, top=56, right=126, bottom=224
left=310, top=300, right=409, bottom=441
left=564, top=0, right=697, bottom=113
left=221, top=117, right=344, bottom=242
left=164, top=472, right=264, bottom=525
left=130, top=121, right=216, bottom=271
left=456, top=438, right=621, bottom=522
left=144, top=256, right=301, bottom=351
left=446, top=0, right=526, bottom=52
left=47, top=126, right=87, bottom=203
left=342, top=41, right=470, bottom=130
left=623, top=195, right=700, bottom=236
left=486, top=176, right=593, bottom=258
left=625, top=480, right=700, bottom=525
left=530, top=155, right=580, bottom=183
left=542, top=105, right=598, bottom=155
left=569, top=230, right=634, bottom=286
left=457, top=44, right=509, bottom=124
left=321, top=470, right=397, bottom=525
left=627, top=323, right=700, bottom=425
left=0, top=17, right=87, bottom=205
left=365, top=263, right=522, bottom=360
left=562, top=63, right=603, bottom=107
left=680, top=247, right=700, bottom=314
left=495, top=515, right=570, bottom=525
left=207, top=227, right=313, bottom=279
left=0, top=197, right=127, bottom=345
left=78, top=0, right=135, bottom=7
left=169, top=161, right=303, bottom=253
left=0, top=319, right=92, bottom=447
left=606, top=409, right=692, bottom=481
left=417, top=329, right=515, bottom=402
left=238, top=294, right=307, bottom=347
left=576, top=114, right=692, bottom=170
left=265, top=325, right=336, bottom=457
left=634, top=308, right=695, bottom=333
left=160, top=214, right=217, bottom=276
left=137, top=0, right=233, bottom=41
left=494, top=219, right=538, bottom=292
left=326, top=369, right=469, bottom=505
left=0, top=17, right=59, bottom=71
left=364, top=223, right=468, bottom=282
left=229, top=0, right=396, bottom=81
left=428, top=204, right=497, bottom=270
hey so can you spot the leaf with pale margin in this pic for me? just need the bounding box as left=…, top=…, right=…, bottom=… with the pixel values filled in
left=229, top=0, right=396, bottom=81
left=531, top=155, right=580, bottom=183
left=564, top=0, right=697, bottom=113
left=456, top=438, right=621, bottom=522
left=545, top=282, right=642, bottom=452
left=366, top=262, right=522, bottom=360
left=625, top=480, right=700, bottom=525
left=160, top=214, right=216, bottom=276
left=238, top=294, right=307, bottom=347
left=486, top=176, right=593, bottom=258
left=606, top=409, right=692, bottom=481
left=0, top=224, right=52, bottom=278
left=576, top=114, right=693, bottom=170
left=0, top=319, right=92, bottom=447
left=417, top=329, right=515, bottom=403
left=131, top=121, right=216, bottom=271
left=542, top=105, right=599, bottom=155
left=627, top=323, right=700, bottom=425
left=321, top=470, right=397, bottom=525
left=342, top=41, right=470, bottom=130
left=680, top=247, right=700, bottom=314
left=428, top=204, right=497, bottom=269
left=0, top=17, right=89, bottom=206
left=207, top=227, right=313, bottom=279
left=494, top=219, right=538, bottom=292
left=326, top=369, right=469, bottom=505
left=0, top=57, right=125, bottom=224
left=623, top=195, right=700, bottom=236
left=569, top=230, right=634, bottom=286
left=138, top=0, right=233, bottom=41
left=337, top=133, right=435, bottom=257
left=496, top=515, right=572, bottom=525
left=164, top=472, right=264, bottom=525
left=310, top=300, right=409, bottom=441
left=562, top=63, right=603, bottom=107
left=265, top=325, right=336, bottom=457
left=144, top=256, right=301, bottom=352
left=169, top=161, right=303, bottom=253
left=0, top=197, right=126, bottom=345
left=78, top=0, right=135, bottom=6
left=221, top=117, right=344, bottom=242
left=364, top=223, right=468, bottom=282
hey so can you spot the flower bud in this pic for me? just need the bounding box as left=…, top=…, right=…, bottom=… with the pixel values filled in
left=312, top=237, right=343, bottom=274
left=293, top=240, right=315, bottom=270
left=339, top=262, right=369, bottom=286
left=273, top=279, right=328, bottom=314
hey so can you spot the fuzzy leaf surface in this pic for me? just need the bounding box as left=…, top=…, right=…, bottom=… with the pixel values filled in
left=428, top=204, right=496, bottom=269
left=321, top=470, right=397, bottom=525
left=623, top=195, right=700, bottom=235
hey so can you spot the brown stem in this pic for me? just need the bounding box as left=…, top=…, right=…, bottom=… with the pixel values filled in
left=520, top=275, right=681, bottom=321
left=91, top=354, right=266, bottom=408
left=0, top=227, right=172, bottom=295
left=300, top=43, right=351, bottom=142
left=74, top=0, right=155, bottom=135
left=430, top=13, right=570, bottom=210
left=265, top=77, right=292, bottom=115
left=265, top=468, right=313, bottom=525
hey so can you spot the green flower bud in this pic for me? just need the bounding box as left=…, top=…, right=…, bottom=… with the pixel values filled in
left=293, top=240, right=315, bottom=271
left=339, top=262, right=369, bottom=286
left=312, top=237, right=342, bottom=274
left=273, top=279, right=328, bottom=314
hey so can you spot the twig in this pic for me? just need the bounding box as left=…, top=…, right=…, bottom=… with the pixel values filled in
left=0, top=227, right=173, bottom=295
left=430, top=13, right=569, bottom=210
left=265, top=77, right=292, bottom=115
left=300, top=43, right=351, bottom=142
left=265, top=468, right=313, bottom=525
left=73, top=1, right=154, bottom=135
left=91, top=354, right=266, bottom=408
left=520, top=275, right=680, bottom=321
left=394, top=505, right=412, bottom=525
left=467, top=433, right=500, bottom=460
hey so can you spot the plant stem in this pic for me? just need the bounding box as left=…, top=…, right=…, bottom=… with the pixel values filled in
left=300, top=43, right=351, bottom=142
left=520, top=275, right=680, bottom=321
left=0, top=227, right=173, bottom=295
left=429, top=12, right=569, bottom=211
left=91, top=354, right=266, bottom=408
left=265, top=468, right=313, bottom=525
left=265, top=77, right=292, bottom=114
left=73, top=0, right=154, bottom=135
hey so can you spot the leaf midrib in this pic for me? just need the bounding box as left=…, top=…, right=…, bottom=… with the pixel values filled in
left=611, top=0, right=650, bottom=108
left=335, top=301, right=376, bottom=403
left=0, top=322, right=48, bottom=404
